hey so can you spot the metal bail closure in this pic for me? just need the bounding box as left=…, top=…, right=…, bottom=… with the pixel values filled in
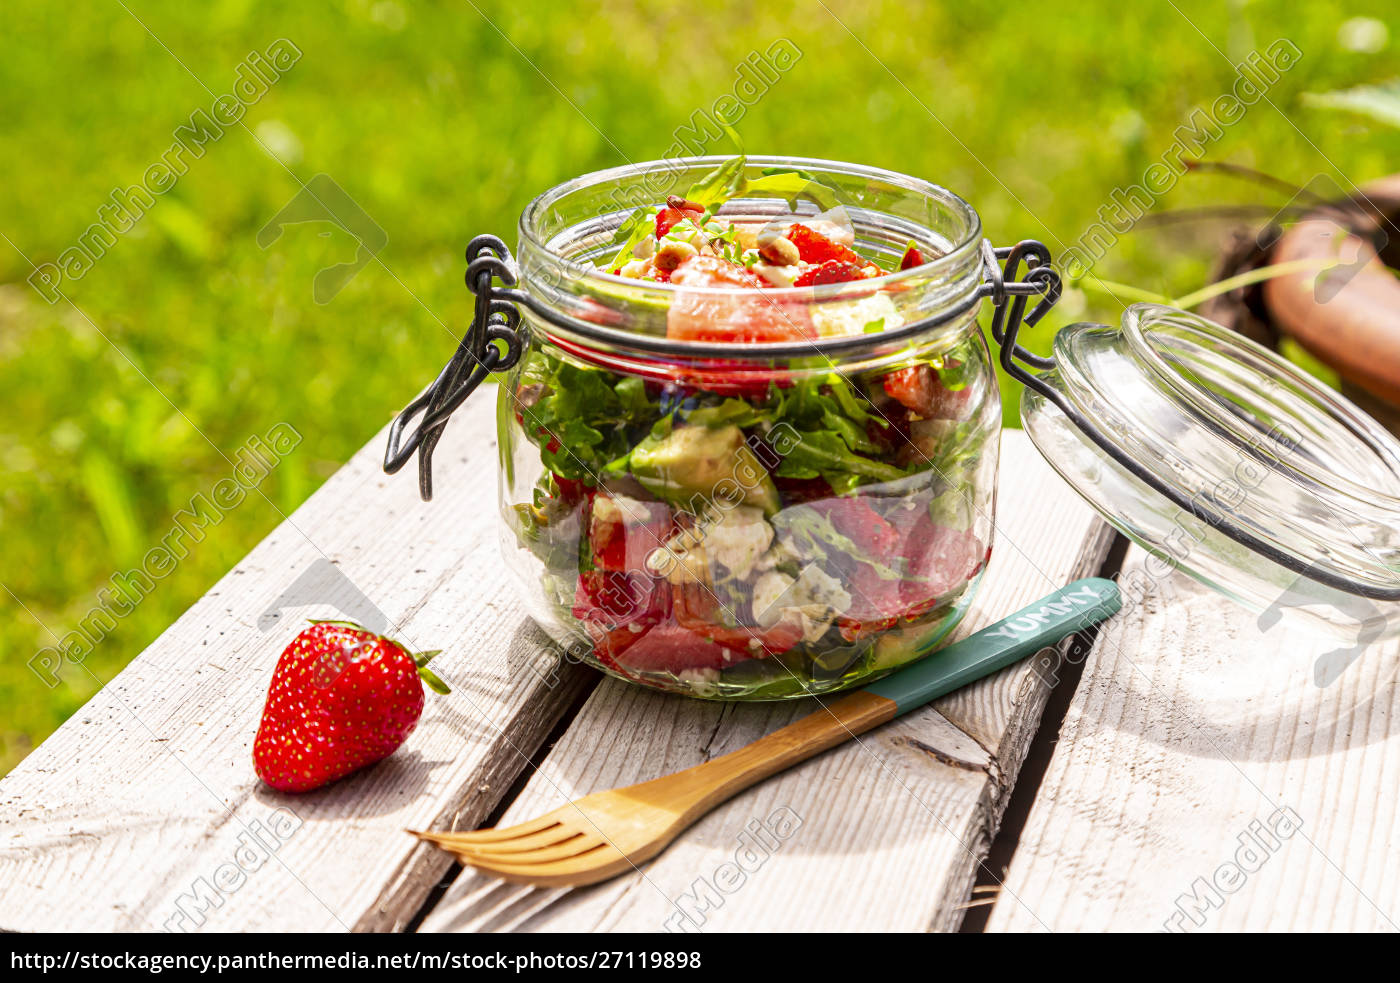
left=384, top=235, right=525, bottom=500
left=1007, top=298, right=1400, bottom=641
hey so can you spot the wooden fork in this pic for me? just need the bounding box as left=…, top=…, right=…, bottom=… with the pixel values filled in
left=413, top=578, right=1120, bottom=888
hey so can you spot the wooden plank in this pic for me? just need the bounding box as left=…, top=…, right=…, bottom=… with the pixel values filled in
left=987, top=546, right=1400, bottom=932
left=0, top=391, right=595, bottom=932
left=419, top=430, right=1117, bottom=933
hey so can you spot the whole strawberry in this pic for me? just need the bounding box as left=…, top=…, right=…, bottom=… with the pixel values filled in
left=253, top=621, right=449, bottom=793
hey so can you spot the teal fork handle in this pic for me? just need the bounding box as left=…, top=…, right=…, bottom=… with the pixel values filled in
left=862, top=577, right=1121, bottom=716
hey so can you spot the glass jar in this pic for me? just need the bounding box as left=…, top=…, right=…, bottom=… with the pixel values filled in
left=499, top=158, right=999, bottom=699
left=386, top=155, right=1400, bottom=700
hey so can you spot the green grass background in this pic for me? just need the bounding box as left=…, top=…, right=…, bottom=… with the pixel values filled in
left=1, top=0, right=1397, bottom=774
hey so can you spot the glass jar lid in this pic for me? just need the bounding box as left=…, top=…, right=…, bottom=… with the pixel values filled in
left=1020, top=302, right=1400, bottom=639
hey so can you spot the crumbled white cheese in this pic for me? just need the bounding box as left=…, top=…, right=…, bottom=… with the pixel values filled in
left=678, top=667, right=722, bottom=696
left=788, top=564, right=853, bottom=619
left=750, top=562, right=852, bottom=639
left=810, top=292, right=903, bottom=339
left=752, top=570, right=797, bottom=627
left=609, top=493, right=658, bottom=526
left=799, top=612, right=838, bottom=643
left=647, top=506, right=775, bottom=584
left=706, top=507, right=775, bottom=577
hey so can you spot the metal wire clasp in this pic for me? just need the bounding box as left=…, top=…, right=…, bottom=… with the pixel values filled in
left=979, top=238, right=1062, bottom=380
left=383, top=233, right=1065, bottom=505
left=383, top=235, right=525, bottom=500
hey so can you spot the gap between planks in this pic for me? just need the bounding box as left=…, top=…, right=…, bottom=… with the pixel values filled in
left=0, top=393, right=596, bottom=932
left=416, top=429, right=1117, bottom=934
left=985, top=545, right=1400, bottom=932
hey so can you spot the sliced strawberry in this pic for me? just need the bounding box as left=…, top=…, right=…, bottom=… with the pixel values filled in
left=552, top=474, right=588, bottom=504
left=672, top=583, right=803, bottom=657
left=787, top=223, right=866, bottom=265
left=793, top=259, right=878, bottom=287
left=888, top=508, right=986, bottom=609
left=666, top=360, right=791, bottom=398
left=882, top=364, right=975, bottom=420
left=838, top=609, right=901, bottom=643
left=656, top=198, right=705, bottom=238
left=805, top=497, right=901, bottom=557
left=670, top=254, right=768, bottom=289
left=587, top=493, right=673, bottom=572
left=611, top=623, right=734, bottom=673
left=572, top=568, right=670, bottom=630
left=837, top=568, right=904, bottom=641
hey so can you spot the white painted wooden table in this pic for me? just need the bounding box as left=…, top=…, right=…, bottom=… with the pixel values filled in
left=2, top=390, right=1394, bottom=933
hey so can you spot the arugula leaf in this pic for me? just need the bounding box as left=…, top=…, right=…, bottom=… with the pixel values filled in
left=819, top=409, right=878, bottom=454
left=772, top=505, right=906, bottom=581
left=776, top=429, right=906, bottom=483
left=516, top=348, right=662, bottom=482
left=606, top=154, right=844, bottom=268
left=746, top=168, right=840, bottom=211
left=606, top=207, right=655, bottom=270
left=684, top=154, right=749, bottom=208
left=614, top=374, right=651, bottom=417
left=825, top=373, right=874, bottom=425
left=684, top=398, right=764, bottom=429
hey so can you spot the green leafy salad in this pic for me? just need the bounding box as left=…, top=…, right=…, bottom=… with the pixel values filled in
left=503, top=156, right=995, bottom=698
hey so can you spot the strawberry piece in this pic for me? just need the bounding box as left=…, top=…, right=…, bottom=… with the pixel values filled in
left=793, top=259, right=878, bottom=287
left=655, top=209, right=686, bottom=238
left=894, top=513, right=986, bottom=607
left=671, top=254, right=769, bottom=289
left=669, top=360, right=791, bottom=398
left=575, top=576, right=734, bottom=673
left=791, top=498, right=906, bottom=638
left=587, top=493, right=673, bottom=572
left=837, top=507, right=986, bottom=638
left=787, top=223, right=866, bottom=265
left=572, top=569, right=670, bottom=630
left=656, top=197, right=705, bottom=238
left=899, top=245, right=924, bottom=270
left=253, top=623, right=448, bottom=793
left=667, top=256, right=815, bottom=343
left=882, top=364, right=975, bottom=419
left=610, top=623, right=734, bottom=674
left=552, top=474, right=588, bottom=504
left=807, top=497, right=901, bottom=557
left=672, top=583, right=803, bottom=657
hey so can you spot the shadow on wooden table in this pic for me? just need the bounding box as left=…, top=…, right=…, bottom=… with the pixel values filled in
left=1068, top=572, right=1400, bottom=764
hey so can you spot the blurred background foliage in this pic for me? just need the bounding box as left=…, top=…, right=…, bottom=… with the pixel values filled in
left=1, top=0, right=1397, bottom=774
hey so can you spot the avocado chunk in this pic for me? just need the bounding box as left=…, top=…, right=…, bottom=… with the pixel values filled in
left=629, top=423, right=780, bottom=515
left=869, top=618, right=953, bottom=672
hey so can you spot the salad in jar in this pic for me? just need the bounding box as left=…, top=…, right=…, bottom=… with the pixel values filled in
left=502, top=157, right=998, bottom=699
